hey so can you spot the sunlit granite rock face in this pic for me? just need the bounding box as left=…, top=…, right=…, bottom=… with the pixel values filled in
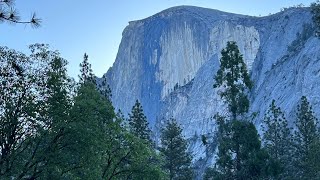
left=100, top=6, right=320, bottom=177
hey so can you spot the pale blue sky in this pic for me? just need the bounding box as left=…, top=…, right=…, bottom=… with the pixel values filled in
left=0, top=0, right=315, bottom=78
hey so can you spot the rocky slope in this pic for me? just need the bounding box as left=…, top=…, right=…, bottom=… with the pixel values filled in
left=99, top=6, right=320, bottom=176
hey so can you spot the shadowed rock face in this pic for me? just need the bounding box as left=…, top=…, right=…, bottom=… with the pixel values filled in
left=99, top=5, right=320, bottom=174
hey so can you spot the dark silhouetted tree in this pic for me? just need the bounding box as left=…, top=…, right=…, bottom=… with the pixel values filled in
left=262, top=100, right=294, bottom=179
left=293, top=96, right=320, bottom=179
left=79, top=53, right=95, bottom=84
left=208, top=42, right=268, bottom=179
left=98, top=75, right=112, bottom=102
left=209, top=116, right=269, bottom=180
left=311, top=0, right=320, bottom=37
left=213, top=41, right=252, bottom=120
left=160, top=118, right=193, bottom=180
left=128, top=100, right=152, bottom=143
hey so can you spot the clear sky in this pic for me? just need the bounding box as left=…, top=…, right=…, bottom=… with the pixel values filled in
left=0, top=0, right=315, bottom=78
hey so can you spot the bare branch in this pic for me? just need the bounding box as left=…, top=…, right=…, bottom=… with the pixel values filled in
left=0, top=0, right=41, bottom=28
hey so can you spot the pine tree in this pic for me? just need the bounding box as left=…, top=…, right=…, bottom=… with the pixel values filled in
left=79, top=53, right=95, bottom=84
left=128, top=100, right=152, bottom=143
left=311, top=0, right=320, bottom=37
left=210, top=42, right=266, bottom=179
left=293, top=96, right=320, bottom=179
left=213, top=41, right=252, bottom=120
left=262, top=100, right=293, bottom=179
left=210, top=116, right=268, bottom=180
left=68, top=56, right=166, bottom=179
left=160, top=118, right=193, bottom=180
left=66, top=64, right=118, bottom=179
left=98, top=75, right=112, bottom=102
left=68, top=82, right=115, bottom=178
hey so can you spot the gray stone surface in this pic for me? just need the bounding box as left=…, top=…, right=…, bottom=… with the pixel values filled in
left=99, top=6, right=320, bottom=176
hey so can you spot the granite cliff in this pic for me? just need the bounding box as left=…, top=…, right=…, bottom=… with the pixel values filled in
left=99, top=6, right=320, bottom=176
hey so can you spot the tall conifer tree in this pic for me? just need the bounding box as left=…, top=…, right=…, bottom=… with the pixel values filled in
left=262, top=100, right=293, bottom=179
left=160, top=118, right=193, bottom=180
left=128, top=100, right=151, bottom=143
left=293, top=96, right=320, bottom=179
left=209, top=42, right=268, bottom=179
left=213, top=41, right=252, bottom=120
left=211, top=118, right=268, bottom=180
left=79, top=53, right=95, bottom=84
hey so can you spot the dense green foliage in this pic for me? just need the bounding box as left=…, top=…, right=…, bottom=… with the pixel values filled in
left=1, top=41, right=320, bottom=179
left=206, top=116, right=269, bottom=180
left=0, top=45, right=166, bottom=179
left=160, top=118, right=193, bottom=180
left=0, top=44, right=73, bottom=179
